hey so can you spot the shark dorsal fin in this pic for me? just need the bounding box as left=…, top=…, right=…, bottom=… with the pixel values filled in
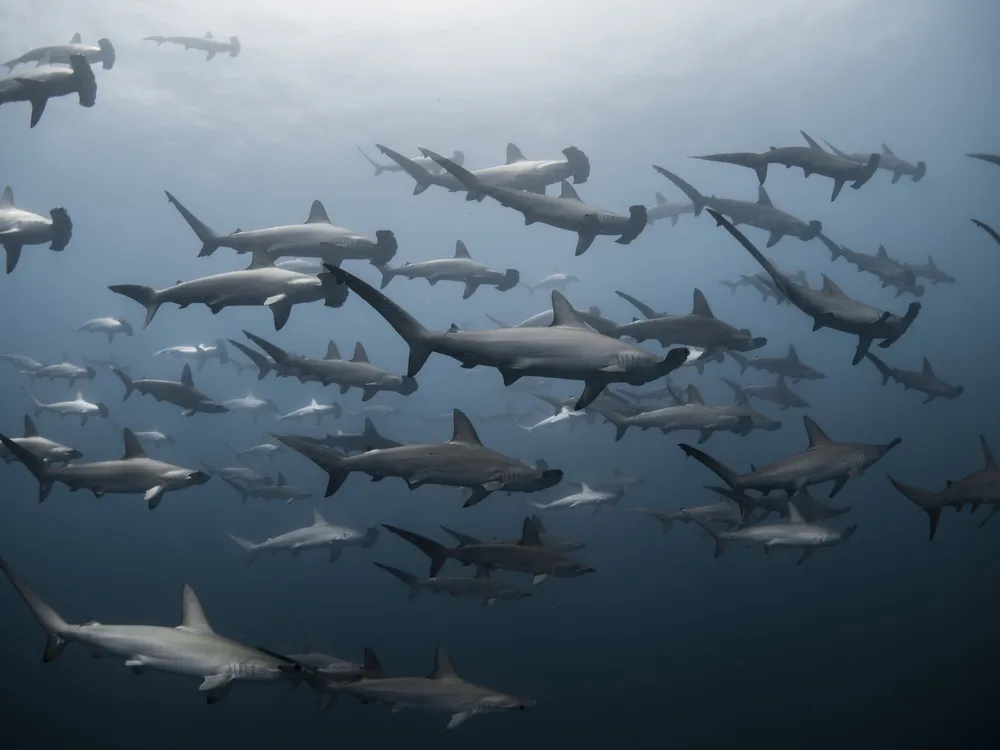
left=655, top=192, right=668, bottom=205
left=757, top=185, right=773, bottom=206
left=787, top=344, right=799, bottom=361
left=777, top=375, right=788, bottom=392
left=205, top=31, right=213, bottom=39
left=363, top=648, right=388, bottom=677
left=363, top=418, right=378, bottom=435
left=531, top=514, right=547, bottom=532
left=921, top=357, right=934, bottom=376
left=474, top=566, right=491, bottom=578
left=982, top=436, right=998, bottom=471
left=0, top=186, right=14, bottom=208
left=351, top=342, right=369, bottom=363
left=325, top=341, right=341, bottom=360
left=581, top=482, right=592, bottom=493
left=519, top=517, right=543, bottom=546
left=309, top=398, right=320, bottom=407
left=277, top=472, right=287, bottom=486
left=536, top=458, right=549, bottom=471
left=803, top=416, right=833, bottom=448
left=453, top=240, right=471, bottom=259
left=180, top=585, right=214, bottom=632
left=450, top=410, right=482, bottom=445
left=312, top=508, right=328, bottom=526
left=70, top=32, right=82, bottom=43
left=876, top=245, right=889, bottom=259
left=75, top=389, right=84, bottom=401
left=429, top=646, right=459, bottom=679
left=305, top=200, right=331, bottom=224
left=560, top=181, right=581, bottom=201
left=180, top=363, right=194, bottom=387
left=505, top=143, right=527, bottom=164
left=23, top=415, right=38, bottom=437
left=927, top=255, right=937, bottom=270
left=820, top=274, right=848, bottom=299
left=882, top=143, right=895, bottom=157
left=691, top=289, right=714, bottom=318
left=686, top=385, right=705, bottom=405
left=122, top=428, right=146, bottom=459
left=787, top=501, right=806, bottom=525
left=800, top=131, right=823, bottom=151
left=550, top=291, right=588, bottom=329
left=246, top=250, right=275, bottom=270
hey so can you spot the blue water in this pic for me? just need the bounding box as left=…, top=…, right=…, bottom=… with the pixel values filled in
left=2, top=2, right=999, bottom=747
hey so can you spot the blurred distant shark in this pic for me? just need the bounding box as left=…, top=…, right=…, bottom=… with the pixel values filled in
left=357, top=145, right=464, bottom=176
left=76, top=316, right=132, bottom=343
left=379, top=240, right=520, bottom=299
left=143, top=31, right=240, bottom=61
left=821, top=138, right=926, bottom=184
left=112, top=363, right=228, bottom=416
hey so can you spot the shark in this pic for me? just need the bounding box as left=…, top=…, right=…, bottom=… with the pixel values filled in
left=227, top=509, right=378, bottom=562
left=646, top=192, right=695, bottom=226
left=440, top=515, right=586, bottom=554
left=358, top=145, right=465, bottom=176
left=634, top=499, right=746, bottom=534
left=320, top=265, right=688, bottom=410
left=374, top=563, right=531, bottom=607
left=519, top=406, right=585, bottom=433
left=821, top=138, right=926, bottom=184
left=133, top=427, right=176, bottom=450
left=0, top=415, right=82, bottom=465
left=711, top=486, right=852, bottom=525
left=300, top=419, right=403, bottom=455
left=30, top=361, right=97, bottom=387
left=864, top=354, right=964, bottom=403
left=3, top=33, right=116, bottom=71
left=23, top=387, right=109, bottom=425
left=818, top=236, right=924, bottom=298
left=226, top=442, right=285, bottom=462
left=153, top=340, right=230, bottom=370
left=530, top=483, right=624, bottom=514
left=522, top=270, right=580, bottom=295
left=653, top=166, right=822, bottom=247
left=112, top=363, right=228, bottom=416
left=597, top=384, right=753, bottom=443
left=143, top=31, right=241, bottom=60
left=967, top=153, right=1000, bottom=168
left=727, top=344, right=826, bottom=382
left=76, top=316, right=133, bottom=343
left=0, top=54, right=96, bottom=128
left=0, top=428, right=209, bottom=508
left=221, top=392, right=280, bottom=421
left=0, top=186, right=73, bottom=273
left=275, top=409, right=562, bottom=506
left=708, top=210, right=920, bottom=365
left=971, top=219, right=1000, bottom=246
left=0, top=557, right=288, bottom=703
left=379, top=240, right=519, bottom=298
left=165, top=192, right=397, bottom=267
left=277, top=398, right=341, bottom=424
left=1, top=353, right=45, bottom=373
left=486, top=303, right=618, bottom=335
left=722, top=376, right=810, bottom=410
left=895, top=255, right=954, bottom=286
left=680, top=415, right=901, bottom=499
left=196, top=461, right=273, bottom=488
left=220, top=471, right=312, bottom=504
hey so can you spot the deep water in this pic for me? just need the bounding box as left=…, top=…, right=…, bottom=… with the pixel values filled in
left=1, top=2, right=999, bottom=748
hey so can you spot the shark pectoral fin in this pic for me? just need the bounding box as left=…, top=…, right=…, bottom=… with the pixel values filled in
left=765, top=231, right=781, bottom=248
left=125, top=657, right=147, bottom=674
left=144, top=485, right=166, bottom=510
left=828, top=476, right=849, bottom=498
left=923, top=394, right=936, bottom=404
left=4, top=244, right=22, bottom=273
left=811, top=315, right=829, bottom=332
left=338, top=383, right=350, bottom=395
left=830, top=179, right=845, bottom=201
left=575, top=381, right=606, bottom=410
left=532, top=573, right=549, bottom=586
left=361, top=387, right=378, bottom=402
left=199, top=674, right=233, bottom=692
left=462, top=282, right=480, bottom=299
left=447, top=711, right=473, bottom=730
left=853, top=336, right=874, bottom=366
left=575, top=228, right=598, bottom=256
left=463, top=486, right=492, bottom=507
left=328, top=546, right=343, bottom=563
left=697, top=429, right=713, bottom=444
left=81, top=415, right=89, bottom=426
left=482, top=480, right=504, bottom=491
left=797, top=547, right=815, bottom=565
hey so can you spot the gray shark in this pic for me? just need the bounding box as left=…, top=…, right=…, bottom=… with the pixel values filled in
left=728, top=344, right=826, bottom=382
left=383, top=517, right=594, bottom=584
left=275, top=257, right=323, bottom=274
left=153, top=339, right=230, bottom=370
left=301, top=419, right=403, bottom=455
left=530, top=483, right=623, bottom=513
left=133, top=427, right=176, bottom=449
left=376, top=141, right=589, bottom=196
left=76, top=316, right=132, bottom=343
left=711, top=486, right=851, bottom=525
left=611, top=288, right=767, bottom=352
left=818, top=236, right=924, bottom=298
left=277, top=398, right=341, bottom=424
left=268, top=645, right=534, bottom=728
left=0, top=557, right=287, bottom=703
left=896, top=255, right=954, bottom=286
left=0, top=415, right=82, bottom=465
left=143, top=31, right=240, bottom=60
left=971, top=219, right=1000, bottom=246
left=197, top=461, right=273, bottom=488
left=30, top=361, right=97, bottom=387
left=222, top=392, right=279, bottom=421
left=634, top=498, right=745, bottom=534
left=1, top=353, right=45, bottom=373
left=0, top=428, right=209, bottom=507
left=227, top=509, right=378, bottom=562
left=109, top=253, right=348, bottom=331
left=738, top=270, right=809, bottom=306
left=519, top=406, right=585, bottom=433
left=3, top=34, right=116, bottom=71
left=647, top=192, right=695, bottom=226
left=684, top=501, right=858, bottom=563
left=967, top=153, right=1000, bottom=168
left=652, top=166, right=821, bottom=246
left=275, top=409, right=562, bottom=506
left=379, top=240, right=519, bottom=299
left=358, top=145, right=464, bottom=176
left=887, top=436, right=1000, bottom=538
left=227, top=442, right=285, bottom=461
left=523, top=271, right=579, bottom=295
left=722, top=376, right=810, bottom=411
left=422, top=149, right=644, bottom=255
left=0, top=54, right=96, bottom=127
left=322, top=265, right=688, bottom=410
left=821, top=138, right=926, bottom=184
left=23, top=387, right=109, bottom=425
left=81, top=353, right=130, bottom=373
left=112, top=363, right=228, bottom=416
left=680, top=415, right=900, bottom=499
left=375, top=563, right=530, bottom=606
left=440, top=515, right=585, bottom=554
left=165, top=192, right=397, bottom=266
left=709, top=210, right=920, bottom=365
left=0, top=186, right=72, bottom=273
left=220, top=472, right=312, bottom=504
left=598, top=384, right=753, bottom=443
left=708, top=385, right=784, bottom=437
left=864, top=353, right=964, bottom=403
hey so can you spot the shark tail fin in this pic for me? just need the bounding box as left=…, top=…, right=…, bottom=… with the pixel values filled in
left=164, top=192, right=222, bottom=257
left=374, top=563, right=420, bottom=600
left=887, top=475, right=942, bottom=541
left=721, top=378, right=746, bottom=403
left=680, top=510, right=727, bottom=557
left=0, top=558, right=72, bottom=661
left=864, top=353, right=892, bottom=385
left=652, top=165, right=706, bottom=215
left=108, top=285, right=160, bottom=328
left=381, top=525, right=448, bottom=578
left=378, top=265, right=396, bottom=289
left=678, top=443, right=742, bottom=493
left=357, top=145, right=385, bottom=176
left=221, top=477, right=250, bottom=504
left=0, top=434, right=54, bottom=502
left=21, top=387, right=45, bottom=416
left=727, top=351, right=749, bottom=374
left=111, top=367, right=135, bottom=400
left=225, top=533, right=259, bottom=564
left=272, top=436, right=351, bottom=496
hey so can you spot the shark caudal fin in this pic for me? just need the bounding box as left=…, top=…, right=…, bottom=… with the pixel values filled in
left=111, top=367, right=135, bottom=400
left=381, top=525, right=449, bottom=578
left=652, top=165, right=707, bottom=215
left=721, top=379, right=748, bottom=403
left=420, top=148, right=485, bottom=198
left=228, top=340, right=273, bottom=379
left=864, top=353, right=894, bottom=385
left=680, top=510, right=727, bottom=557
left=225, top=533, right=259, bottom=564
left=727, top=351, right=749, bottom=374
left=164, top=191, right=223, bottom=257
left=357, top=145, right=387, bottom=176
left=220, top=477, right=250, bottom=504
left=241, top=330, right=290, bottom=365
left=108, top=285, right=160, bottom=328
left=378, top=265, right=397, bottom=289
left=886, top=475, right=943, bottom=541
left=678, top=443, right=742, bottom=493
left=0, top=557, right=73, bottom=661
left=376, top=144, right=437, bottom=194
left=0, top=433, right=54, bottom=502
left=319, top=265, right=434, bottom=377
left=373, top=562, right=421, bottom=600
left=271, top=435, right=351, bottom=496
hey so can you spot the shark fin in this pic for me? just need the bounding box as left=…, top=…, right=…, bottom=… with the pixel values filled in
left=179, top=585, right=214, bottom=632
left=820, top=274, right=849, bottom=299
left=429, top=646, right=459, bottom=679
left=787, top=501, right=806, bottom=524
left=351, top=342, right=370, bottom=363
left=505, top=143, right=527, bottom=164
left=983, top=435, right=998, bottom=471
left=305, top=200, right=331, bottom=224
left=122, top=428, right=146, bottom=459
left=519, top=517, right=544, bottom=546
left=691, top=289, right=714, bottom=318
left=921, top=357, right=934, bottom=376
left=757, top=185, right=773, bottom=206
left=0, top=186, right=13, bottom=208
left=450, top=410, right=483, bottom=445
left=453, top=240, right=471, bottom=259
left=803, top=416, right=833, bottom=448
left=180, top=363, right=194, bottom=387
left=560, top=181, right=581, bottom=200
left=550, top=291, right=588, bottom=329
